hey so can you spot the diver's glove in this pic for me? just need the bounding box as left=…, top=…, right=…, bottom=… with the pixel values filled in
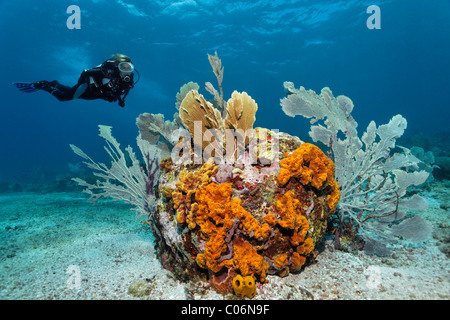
left=33, top=80, right=58, bottom=92
left=118, top=97, right=125, bottom=108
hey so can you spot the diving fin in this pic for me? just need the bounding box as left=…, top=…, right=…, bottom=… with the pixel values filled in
left=12, top=82, right=39, bottom=93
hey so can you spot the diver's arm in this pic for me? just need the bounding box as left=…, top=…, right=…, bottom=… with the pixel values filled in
left=118, top=96, right=125, bottom=108
left=77, top=68, right=103, bottom=85
left=117, top=87, right=131, bottom=108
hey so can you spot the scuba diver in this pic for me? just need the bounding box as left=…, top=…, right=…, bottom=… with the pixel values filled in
left=13, top=53, right=138, bottom=108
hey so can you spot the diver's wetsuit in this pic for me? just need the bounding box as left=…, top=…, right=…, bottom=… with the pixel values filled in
left=36, top=63, right=134, bottom=107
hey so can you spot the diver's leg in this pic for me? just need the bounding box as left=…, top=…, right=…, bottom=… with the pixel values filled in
left=34, top=80, right=78, bottom=101
left=73, top=83, right=88, bottom=99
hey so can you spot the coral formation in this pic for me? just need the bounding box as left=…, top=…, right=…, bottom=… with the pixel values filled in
left=146, top=69, right=341, bottom=298
left=178, top=86, right=259, bottom=161
left=176, top=81, right=200, bottom=110
left=224, top=91, right=258, bottom=147
left=70, top=125, right=160, bottom=219
left=280, top=82, right=429, bottom=245
left=71, top=52, right=433, bottom=299
left=206, top=51, right=226, bottom=117
left=136, top=112, right=184, bottom=159
left=72, top=53, right=342, bottom=299
left=152, top=128, right=339, bottom=297
left=179, top=90, right=225, bottom=152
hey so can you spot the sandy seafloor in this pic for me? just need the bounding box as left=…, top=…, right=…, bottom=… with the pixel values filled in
left=0, top=181, right=449, bottom=300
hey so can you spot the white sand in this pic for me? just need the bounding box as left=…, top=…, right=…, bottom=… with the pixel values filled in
left=0, top=190, right=448, bottom=300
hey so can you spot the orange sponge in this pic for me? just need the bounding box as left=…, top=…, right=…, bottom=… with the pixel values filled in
left=232, top=239, right=268, bottom=282
left=193, top=183, right=270, bottom=275
left=278, top=143, right=334, bottom=188
left=277, top=143, right=340, bottom=211
left=173, top=161, right=217, bottom=227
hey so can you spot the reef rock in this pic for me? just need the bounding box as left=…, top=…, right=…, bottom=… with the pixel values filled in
left=150, top=127, right=340, bottom=296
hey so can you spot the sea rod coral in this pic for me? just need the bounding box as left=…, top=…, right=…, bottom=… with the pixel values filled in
left=70, top=125, right=160, bottom=219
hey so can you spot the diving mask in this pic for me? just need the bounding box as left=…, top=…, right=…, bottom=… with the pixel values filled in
left=118, top=62, right=134, bottom=82
left=118, top=62, right=134, bottom=74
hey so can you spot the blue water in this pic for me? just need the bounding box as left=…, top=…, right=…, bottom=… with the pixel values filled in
left=0, top=0, right=449, bottom=182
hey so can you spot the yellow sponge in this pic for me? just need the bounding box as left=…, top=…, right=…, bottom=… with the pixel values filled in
left=232, top=275, right=256, bottom=299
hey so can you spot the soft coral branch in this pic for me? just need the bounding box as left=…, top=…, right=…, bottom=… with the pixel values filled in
left=70, top=125, right=160, bottom=219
